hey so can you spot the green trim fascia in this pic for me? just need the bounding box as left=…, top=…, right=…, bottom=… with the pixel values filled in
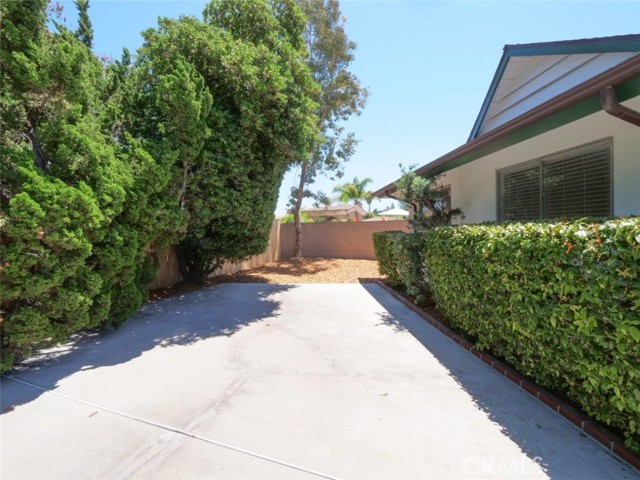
left=468, top=53, right=510, bottom=141
left=429, top=78, right=640, bottom=178
left=508, top=38, right=640, bottom=57
left=615, top=75, right=640, bottom=100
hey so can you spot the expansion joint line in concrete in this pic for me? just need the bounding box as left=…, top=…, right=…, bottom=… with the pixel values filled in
left=2, top=374, right=345, bottom=480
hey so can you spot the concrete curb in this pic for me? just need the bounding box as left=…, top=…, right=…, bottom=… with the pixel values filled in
left=374, top=280, right=640, bottom=472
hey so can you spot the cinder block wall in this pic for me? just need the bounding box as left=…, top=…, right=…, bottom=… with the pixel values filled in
left=280, top=220, right=409, bottom=259
left=150, top=219, right=407, bottom=289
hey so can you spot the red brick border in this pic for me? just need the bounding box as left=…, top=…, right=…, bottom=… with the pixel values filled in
left=374, top=280, right=640, bottom=472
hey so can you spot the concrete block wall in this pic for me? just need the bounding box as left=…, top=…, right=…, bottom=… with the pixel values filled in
left=279, top=220, right=409, bottom=260
left=149, top=219, right=408, bottom=289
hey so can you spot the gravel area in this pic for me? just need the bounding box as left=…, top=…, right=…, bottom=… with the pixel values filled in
left=150, top=258, right=382, bottom=301
left=215, top=257, right=381, bottom=284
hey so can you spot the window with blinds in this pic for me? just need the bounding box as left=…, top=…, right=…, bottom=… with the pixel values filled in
left=498, top=140, right=611, bottom=221
left=500, top=165, right=541, bottom=221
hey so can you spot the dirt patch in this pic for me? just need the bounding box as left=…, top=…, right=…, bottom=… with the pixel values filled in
left=149, top=258, right=381, bottom=301
left=213, top=257, right=381, bottom=284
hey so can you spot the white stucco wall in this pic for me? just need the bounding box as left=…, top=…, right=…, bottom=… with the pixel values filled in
left=443, top=95, right=640, bottom=224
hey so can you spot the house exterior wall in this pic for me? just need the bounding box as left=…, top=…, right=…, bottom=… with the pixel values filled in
left=478, top=52, right=637, bottom=136
left=444, top=95, right=640, bottom=224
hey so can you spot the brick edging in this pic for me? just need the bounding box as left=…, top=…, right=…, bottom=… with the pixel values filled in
left=374, top=280, right=640, bottom=471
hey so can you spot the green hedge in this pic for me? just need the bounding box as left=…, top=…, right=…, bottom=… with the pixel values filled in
left=372, top=231, right=404, bottom=287
left=373, top=231, right=427, bottom=301
left=374, top=219, right=640, bottom=451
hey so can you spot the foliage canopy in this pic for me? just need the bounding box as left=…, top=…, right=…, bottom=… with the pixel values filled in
left=131, top=0, right=318, bottom=282
left=332, top=176, right=372, bottom=206
left=290, top=0, right=368, bottom=257
left=0, top=0, right=319, bottom=370
left=395, top=165, right=464, bottom=231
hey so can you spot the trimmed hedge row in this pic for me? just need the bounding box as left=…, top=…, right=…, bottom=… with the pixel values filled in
left=372, top=230, right=428, bottom=300
left=372, top=231, right=403, bottom=287
left=373, top=218, right=640, bottom=451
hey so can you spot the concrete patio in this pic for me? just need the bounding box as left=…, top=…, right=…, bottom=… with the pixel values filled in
left=1, top=283, right=638, bottom=479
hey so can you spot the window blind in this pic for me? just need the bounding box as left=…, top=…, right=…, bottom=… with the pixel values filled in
left=500, top=165, right=541, bottom=221
left=543, top=146, right=610, bottom=218
left=498, top=140, right=611, bottom=221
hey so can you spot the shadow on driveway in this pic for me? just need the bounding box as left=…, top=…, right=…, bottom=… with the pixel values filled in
left=2, top=284, right=295, bottom=412
left=361, top=283, right=637, bottom=480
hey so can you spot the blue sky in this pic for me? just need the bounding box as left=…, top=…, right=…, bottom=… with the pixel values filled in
left=58, top=0, right=640, bottom=215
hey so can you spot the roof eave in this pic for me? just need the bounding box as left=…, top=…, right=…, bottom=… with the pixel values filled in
left=467, top=48, right=511, bottom=141
left=467, top=34, right=640, bottom=142
left=505, top=34, right=640, bottom=57
left=373, top=54, right=640, bottom=198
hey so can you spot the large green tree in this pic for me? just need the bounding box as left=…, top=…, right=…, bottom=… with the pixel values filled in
left=74, top=0, right=94, bottom=48
left=1, top=2, right=125, bottom=368
left=129, top=0, right=318, bottom=283
left=0, top=2, right=182, bottom=370
left=290, top=0, right=368, bottom=257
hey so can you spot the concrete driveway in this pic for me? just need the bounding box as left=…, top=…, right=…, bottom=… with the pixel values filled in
left=1, top=283, right=638, bottom=480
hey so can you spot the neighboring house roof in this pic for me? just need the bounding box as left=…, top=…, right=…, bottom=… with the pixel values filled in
left=378, top=207, right=409, bottom=217
left=373, top=34, right=640, bottom=199
left=302, top=204, right=367, bottom=219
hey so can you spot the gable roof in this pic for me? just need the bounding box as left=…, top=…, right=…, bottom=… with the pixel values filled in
left=468, top=35, right=640, bottom=141
left=373, top=35, right=640, bottom=199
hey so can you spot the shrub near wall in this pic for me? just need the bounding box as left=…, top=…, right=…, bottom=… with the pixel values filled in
left=373, top=231, right=427, bottom=301
left=374, top=219, right=640, bottom=451
left=372, top=231, right=404, bottom=287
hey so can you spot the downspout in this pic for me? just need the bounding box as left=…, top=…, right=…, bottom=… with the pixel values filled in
left=600, top=85, right=640, bottom=127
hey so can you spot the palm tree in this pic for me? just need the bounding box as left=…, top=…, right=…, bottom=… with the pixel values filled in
left=364, top=191, right=374, bottom=212
left=332, top=176, right=373, bottom=206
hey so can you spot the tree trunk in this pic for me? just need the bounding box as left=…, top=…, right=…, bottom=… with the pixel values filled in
left=27, top=127, right=48, bottom=172
left=176, top=160, right=189, bottom=207
left=175, top=244, right=191, bottom=283
left=175, top=244, right=206, bottom=284
left=188, top=270, right=208, bottom=285
left=293, top=160, right=308, bottom=258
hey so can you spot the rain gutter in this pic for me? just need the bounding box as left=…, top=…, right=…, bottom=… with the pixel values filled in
left=600, top=85, right=640, bottom=127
